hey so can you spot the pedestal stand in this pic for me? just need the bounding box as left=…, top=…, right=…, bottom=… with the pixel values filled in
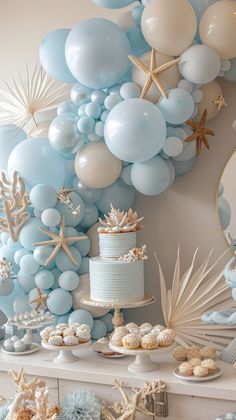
left=42, top=340, right=91, bottom=363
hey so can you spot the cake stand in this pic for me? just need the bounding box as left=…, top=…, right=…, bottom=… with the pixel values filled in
left=109, top=343, right=175, bottom=373
left=80, top=295, right=156, bottom=328
left=42, top=340, right=91, bottom=363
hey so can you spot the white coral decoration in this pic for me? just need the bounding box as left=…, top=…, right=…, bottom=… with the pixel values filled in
left=119, top=245, right=148, bottom=263
left=0, top=258, right=12, bottom=279
left=98, top=205, right=144, bottom=234
left=155, top=247, right=236, bottom=349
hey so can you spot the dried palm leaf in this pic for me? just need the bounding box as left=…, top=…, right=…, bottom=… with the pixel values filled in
left=0, top=63, right=69, bottom=129
left=155, top=247, right=236, bottom=349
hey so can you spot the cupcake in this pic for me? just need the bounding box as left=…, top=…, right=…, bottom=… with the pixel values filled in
left=79, top=324, right=91, bottom=332
left=140, top=323, right=153, bottom=334
left=50, top=329, right=63, bottom=337
left=48, top=335, right=64, bottom=346
left=114, top=326, right=128, bottom=335
left=201, top=359, right=217, bottom=374
left=111, top=331, right=127, bottom=347
left=122, top=333, right=140, bottom=350
left=200, top=345, right=216, bottom=360
left=14, top=340, right=26, bottom=353
left=141, top=334, right=158, bottom=350
left=22, top=335, right=32, bottom=350
left=186, top=346, right=201, bottom=360
left=193, top=365, right=208, bottom=377
left=125, top=323, right=138, bottom=332
left=173, top=346, right=187, bottom=361
left=57, top=323, right=68, bottom=331
left=157, top=330, right=174, bottom=347
left=62, top=327, right=75, bottom=337
left=64, top=336, right=79, bottom=346
left=11, top=335, right=20, bottom=344
left=179, top=362, right=193, bottom=376
left=3, top=339, right=14, bottom=352
left=152, top=324, right=165, bottom=335
left=188, top=358, right=202, bottom=368
left=76, top=327, right=90, bottom=343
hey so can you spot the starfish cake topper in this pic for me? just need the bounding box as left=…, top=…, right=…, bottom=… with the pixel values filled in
left=29, top=288, right=48, bottom=310
left=128, top=48, right=179, bottom=99
left=185, top=109, right=215, bottom=156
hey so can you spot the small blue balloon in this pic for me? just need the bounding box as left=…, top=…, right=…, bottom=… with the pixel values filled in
left=68, top=309, right=93, bottom=330
left=91, top=0, right=135, bottom=7
left=33, top=246, right=55, bottom=267
left=120, top=165, right=133, bottom=186
left=218, top=196, right=231, bottom=231
left=56, top=191, right=85, bottom=227
left=72, top=178, right=102, bottom=204
left=0, top=278, right=14, bottom=296
left=19, top=218, right=48, bottom=251
left=14, top=249, right=31, bottom=266
left=47, top=288, right=73, bottom=315
left=104, top=94, right=122, bottom=111
left=39, top=29, right=76, bottom=83
left=100, top=110, right=109, bottom=122
left=158, top=88, right=194, bottom=125
left=131, top=156, right=171, bottom=196
left=96, top=179, right=136, bottom=214
left=85, top=102, right=101, bottom=119
left=56, top=314, right=70, bottom=324
left=78, top=257, right=90, bottom=275
left=98, top=313, right=114, bottom=332
left=13, top=295, right=31, bottom=314
left=49, top=115, right=84, bottom=157
left=30, top=184, right=57, bottom=211
left=41, top=208, right=61, bottom=228
left=94, top=121, right=104, bottom=138
left=172, top=157, right=196, bottom=176
left=57, top=101, right=78, bottom=117
left=65, top=18, right=131, bottom=89
left=105, top=98, right=166, bottom=163
left=8, top=137, right=67, bottom=190
left=7, top=238, right=22, bottom=253
left=120, top=82, right=140, bottom=99
left=59, top=271, right=80, bottom=291
left=35, top=270, right=55, bottom=289
left=55, top=246, right=81, bottom=272
left=51, top=267, right=61, bottom=289
left=0, top=125, right=26, bottom=172
left=71, top=83, right=93, bottom=106
left=91, top=319, right=107, bottom=340
left=91, top=90, right=107, bottom=105
left=1, top=233, right=9, bottom=245
left=17, top=269, right=36, bottom=293
left=224, top=59, right=236, bottom=83
left=20, top=254, right=40, bottom=275
left=80, top=204, right=99, bottom=229
left=77, top=116, right=95, bottom=134
left=73, top=233, right=90, bottom=257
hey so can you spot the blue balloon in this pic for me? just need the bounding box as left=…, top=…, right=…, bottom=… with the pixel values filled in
left=224, top=59, right=236, bottom=83
left=19, top=218, right=48, bottom=251
left=131, top=156, right=171, bottom=196
left=33, top=246, right=55, bottom=268
left=158, top=88, right=194, bottom=125
left=120, top=165, right=133, bottom=185
left=91, top=319, right=107, bottom=340
left=30, top=184, right=57, bottom=211
left=47, top=288, right=73, bottom=315
left=0, top=278, right=14, bottom=296
left=14, top=249, right=31, bottom=266
left=65, top=18, right=131, bottom=89
left=188, top=0, right=219, bottom=22
left=59, top=271, right=80, bottom=291
left=98, top=313, right=114, bottom=332
left=172, top=157, right=196, bottom=176
left=13, top=295, right=31, bottom=314
left=0, top=279, right=25, bottom=317
left=104, top=98, right=166, bottom=162
left=7, top=238, right=22, bottom=253
left=57, top=101, right=78, bottom=117
left=73, top=178, right=102, bottom=204
left=0, top=125, right=26, bottom=172
left=35, top=270, right=55, bottom=289
left=17, top=269, right=36, bottom=293
left=49, top=115, right=84, bottom=158
left=127, top=26, right=151, bottom=57
left=218, top=196, right=231, bottom=231
left=91, top=0, right=135, bottom=7
left=120, top=82, right=140, bottom=100
left=8, top=137, right=67, bottom=190
left=78, top=257, right=90, bottom=275
left=73, top=233, right=90, bottom=257
left=55, top=246, right=81, bottom=272
left=96, top=179, right=136, bottom=213
left=56, top=314, right=70, bottom=324
left=51, top=267, right=61, bottom=289
left=80, top=204, right=99, bottom=229
left=68, top=309, right=93, bottom=329
left=20, top=254, right=40, bottom=275
left=56, top=191, right=85, bottom=227
left=39, top=29, right=76, bottom=83
left=71, top=83, right=93, bottom=106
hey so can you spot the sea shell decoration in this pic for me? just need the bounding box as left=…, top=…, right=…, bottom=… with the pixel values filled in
left=0, top=258, right=13, bottom=279
left=119, top=245, right=148, bottom=263
left=98, top=205, right=144, bottom=234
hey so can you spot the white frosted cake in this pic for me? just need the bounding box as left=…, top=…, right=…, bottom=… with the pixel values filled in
left=89, top=206, right=146, bottom=303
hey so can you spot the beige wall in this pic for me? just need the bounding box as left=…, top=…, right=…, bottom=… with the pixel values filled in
left=1, top=0, right=236, bottom=323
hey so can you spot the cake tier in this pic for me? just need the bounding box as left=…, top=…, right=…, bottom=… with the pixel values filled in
left=89, top=257, right=144, bottom=303
left=99, top=232, right=137, bottom=258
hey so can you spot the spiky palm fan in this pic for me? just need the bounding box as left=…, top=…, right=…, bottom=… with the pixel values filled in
left=155, top=247, right=236, bottom=349
left=0, top=64, right=68, bottom=130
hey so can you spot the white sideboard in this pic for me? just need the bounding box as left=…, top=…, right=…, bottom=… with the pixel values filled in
left=0, top=346, right=235, bottom=420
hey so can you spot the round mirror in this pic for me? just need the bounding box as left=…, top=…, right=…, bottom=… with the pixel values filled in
left=217, top=151, right=236, bottom=253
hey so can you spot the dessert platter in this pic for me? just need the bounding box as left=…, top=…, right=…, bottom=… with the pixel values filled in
left=109, top=323, right=175, bottom=372
left=93, top=337, right=127, bottom=359
left=2, top=333, right=40, bottom=356
left=40, top=322, right=91, bottom=363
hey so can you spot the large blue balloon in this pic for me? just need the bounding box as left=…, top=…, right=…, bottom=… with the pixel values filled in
left=0, top=125, right=26, bottom=172
left=96, top=179, right=136, bottom=214
left=39, top=29, right=76, bottom=83
left=65, top=18, right=131, bottom=89
left=0, top=280, right=25, bottom=317
left=224, top=59, right=236, bottom=83
left=131, top=156, right=171, bottom=196
left=104, top=98, right=166, bottom=163
left=92, top=0, right=135, bottom=8
left=7, top=137, right=67, bottom=190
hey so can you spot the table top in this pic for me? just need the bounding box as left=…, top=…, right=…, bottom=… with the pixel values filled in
left=0, top=345, right=235, bottom=402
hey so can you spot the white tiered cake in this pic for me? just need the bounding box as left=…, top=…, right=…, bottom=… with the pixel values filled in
left=89, top=206, right=147, bottom=304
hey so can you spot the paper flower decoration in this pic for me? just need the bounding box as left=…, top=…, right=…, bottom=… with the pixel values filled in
left=59, top=389, right=100, bottom=420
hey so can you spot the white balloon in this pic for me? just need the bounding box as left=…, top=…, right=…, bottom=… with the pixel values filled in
left=72, top=274, right=109, bottom=317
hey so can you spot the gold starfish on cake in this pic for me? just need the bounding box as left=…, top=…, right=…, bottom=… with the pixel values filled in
left=33, top=215, right=86, bottom=266
left=212, top=94, right=227, bottom=111
left=128, top=48, right=179, bottom=99
left=29, top=288, right=48, bottom=310
left=185, top=109, right=215, bottom=156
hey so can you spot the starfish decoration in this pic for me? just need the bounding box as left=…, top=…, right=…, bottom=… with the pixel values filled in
left=33, top=215, right=86, bottom=266
left=29, top=288, right=48, bottom=310
left=212, top=94, right=227, bottom=111
left=128, top=48, right=179, bottom=99
left=185, top=109, right=215, bottom=157
left=57, top=187, right=81, bottom=217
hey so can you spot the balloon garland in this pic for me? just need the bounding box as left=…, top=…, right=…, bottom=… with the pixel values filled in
left=0, top=0, right=235, bottom=334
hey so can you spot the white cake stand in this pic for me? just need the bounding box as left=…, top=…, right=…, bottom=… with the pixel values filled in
left=109, top=343, right=175, bottom=373
left=80, top=295, right=156, bottom=328
left=41, top=340, right=91, bottom=363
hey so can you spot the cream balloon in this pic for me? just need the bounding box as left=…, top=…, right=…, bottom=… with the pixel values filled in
left=199, top=0, right=236, bottom=60
left=72, top=274, right=109, bottom=317
left=87, top=222, right=100, bottom=257
left=196, top=80, right=223, bottom=121
left=132, top=51, right=180, bottom=103
left=75, top=141, right=122, bottom=189
left=141, top=0, right=197, bottom=56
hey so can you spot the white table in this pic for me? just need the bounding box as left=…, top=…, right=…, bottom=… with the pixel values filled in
left=0, top=346, right=235, bottom=419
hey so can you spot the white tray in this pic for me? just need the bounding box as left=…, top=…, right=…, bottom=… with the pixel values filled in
left=1, top=343, right=40, bottom=356
left=41, top=340, right=91, bottom=363
left=173, top=367, right=223, bottom=382
left=110, top=342, right=175, bottom=373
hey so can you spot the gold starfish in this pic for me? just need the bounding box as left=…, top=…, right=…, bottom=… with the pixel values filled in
left=33, top=215, right=86, bottom=266
left=212, top=94, right=227, bottom=111
left=29, top=288, right=48, bottom=310
left=185, top=109, right=215, bottom=157
left=128, top=48, right=179, bottom=99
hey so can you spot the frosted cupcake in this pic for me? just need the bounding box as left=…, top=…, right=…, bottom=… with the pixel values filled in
left=48, top=335, right=63, bottom=346
left=140, top=323, right=153, bottom=335
left=125, top=323, right=138, bottom=332
left=3, top=339, right=14, bottom=352
left=188, top=358, right=202, bottom=368
left=157, top=330, right=174, bottom=347
left=63, top=327, right=75, bottom=337
left=76, top=327, right=90, bottom=343
left=173, top=346, right=187, bottom=361
left=141, top=334, right=158, bottom=350
left=122, top=333, right=140, bottom=350
left=111, top=331, right=127, bottom=347
left=193, top=365, right=208, bottom=377
left=179, top=362, right=193, bottom=376
left=186, top=346, right=201, bottom=360
left=200, top=345, right=216, bottom=360
left=152, top=324, right=165, bottom=335
left=14, top=340, right=26, bottom=352
left=115, top=326, right=128, bottom=335
left=64, top=336, right=79, bottom=346
left=201, top=359, right=217, bottom=374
